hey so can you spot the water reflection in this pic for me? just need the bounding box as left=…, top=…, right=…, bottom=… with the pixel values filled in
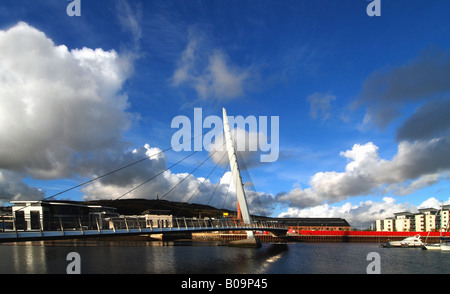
left=0, top=241, right=290, bottom=274
left=252, top=243, right=289, bottom=274
left=1, top=241, right=448, bottom=274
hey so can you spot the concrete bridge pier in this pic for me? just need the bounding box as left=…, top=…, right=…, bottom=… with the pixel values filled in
left=226, top=236, right=262, bottom=248
left=150, top=232, right=193, bottom=241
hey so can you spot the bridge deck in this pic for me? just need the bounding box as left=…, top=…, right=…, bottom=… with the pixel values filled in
left=0, top=217, right=287, bottom=242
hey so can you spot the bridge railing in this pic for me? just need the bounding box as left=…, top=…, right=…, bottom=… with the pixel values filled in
left=0, top=215, right=287, bottom=235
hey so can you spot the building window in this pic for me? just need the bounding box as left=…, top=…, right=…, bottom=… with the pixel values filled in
left=15, top=211, right=25, bottom=230
left=30, top=211, right=40, bottom=230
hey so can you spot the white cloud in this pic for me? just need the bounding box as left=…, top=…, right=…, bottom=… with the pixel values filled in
left=278, top=196, right=450, bottom=228
left=278, top=197, right=416, bottom=228
left=307, top=92, right=336, bottom=122
left=0, top=22, right=138, bottom=202
left=417, top=197, right=450, bottom=210
left=278, top=138, right=450, bottom=209
left=80, top=146, right=276, bottom=217
left=0, top=23, right=267, bottom=209
left=386, top=173, right=443, bottom=196
left=417, top=197, right=441, bottom=210
left=172, top=31, right=250, bottom=101
left=0, top=22, right=134, bottom=180
left=81, top=146, right=241, bottom=210
left=115, top=0, right=142, bottom=47
left=0, top=170, right=44, bottom=204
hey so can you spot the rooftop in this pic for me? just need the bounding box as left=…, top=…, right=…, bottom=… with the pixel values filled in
left=272, top=218, right=350, bottom=227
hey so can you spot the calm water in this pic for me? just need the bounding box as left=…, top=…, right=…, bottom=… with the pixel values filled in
left=0, top=240, right=449, bottom=274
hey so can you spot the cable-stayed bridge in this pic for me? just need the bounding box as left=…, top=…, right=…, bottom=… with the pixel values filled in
left=0, top=215, right=287, bottom=243
left=0, top=108, right=287, bottom=244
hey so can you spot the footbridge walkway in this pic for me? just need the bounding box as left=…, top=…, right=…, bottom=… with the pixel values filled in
left=0, top=216, right=287, bottom=242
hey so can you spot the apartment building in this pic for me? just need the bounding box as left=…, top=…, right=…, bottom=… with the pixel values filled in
left=376, top=204, right=450, bottom=232
left=394, top=212, right=415, bottom=232
left=376, top=218, right=394, bottom=232
left=441, top=206, right=450, bottom=229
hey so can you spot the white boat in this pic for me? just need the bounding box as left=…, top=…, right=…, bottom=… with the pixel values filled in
left=423, top=236, right=447, bottom=250
left=383, top=234, right=424, bottom=248
left=440, top=241, right=450, bottom=251
left=424, top=243, right=442, bottom=250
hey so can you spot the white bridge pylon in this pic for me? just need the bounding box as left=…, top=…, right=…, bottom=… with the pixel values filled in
left=222, top=107, right=255, bottom=239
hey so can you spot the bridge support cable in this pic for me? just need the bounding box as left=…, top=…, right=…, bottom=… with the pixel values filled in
left=114, top=149, right=200, bottom=201
left=158, top=138, right=228, bottom=202
left=30, top=128, right=214, bottom=204
left=173, top=145, right=230, bottom=217
left=206, top=160, right=230, bottom=207
left=235, top=150, right=267, bottom=218
left=99, top=132, right=228, bottom=203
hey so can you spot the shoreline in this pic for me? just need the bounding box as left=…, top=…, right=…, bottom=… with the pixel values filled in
left=1, top=230, right=442, bottom=245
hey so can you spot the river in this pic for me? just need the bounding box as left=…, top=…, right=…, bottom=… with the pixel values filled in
left=0, top=240, right=449, bottom=274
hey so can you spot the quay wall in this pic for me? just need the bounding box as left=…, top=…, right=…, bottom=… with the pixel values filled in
left=192, top=231, right=444, bottom=243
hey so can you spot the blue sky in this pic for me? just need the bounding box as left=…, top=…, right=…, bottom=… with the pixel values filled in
left=0, top=0, right=449, bottom=227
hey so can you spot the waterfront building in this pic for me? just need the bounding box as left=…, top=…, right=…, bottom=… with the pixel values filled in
left=379, top=218, right=394, bottom=232
left=10, top=200, right=119, bottom=231
left=142, top=209, right=173, bottom=228
left=272, top=218, right=351, bottom=233
left=394, top=212, right=415, bottom=232
left=441, top=205, right=450, bottom=229
left=9, top=200, right=177, bottom=232
left=0, top=206, right=13, bottom=231
left=376, top=204, right=450, bottom=232
left=415, top=213, right=425, bottom=232
left=421, top=208, right=439, bottom=232
left=105, top=210, right=174, bottom=230
left=375, top=219, right=382, bottom=231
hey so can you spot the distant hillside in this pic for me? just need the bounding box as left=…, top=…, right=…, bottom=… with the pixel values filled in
left=85, top=198, right=236, bottom=218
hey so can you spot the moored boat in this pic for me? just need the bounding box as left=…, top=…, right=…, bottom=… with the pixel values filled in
left=440, top=240, right=450, bottom=251
left=382, top=234, right=424, bottom=248
left=423, top=243, right=442, bottom=250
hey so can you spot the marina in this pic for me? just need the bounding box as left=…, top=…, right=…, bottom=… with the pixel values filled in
left=194, top=231, right=445, bottom=244
left=381, top=234, right=424, bottom=248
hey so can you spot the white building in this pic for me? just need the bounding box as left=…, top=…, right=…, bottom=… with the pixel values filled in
left=9, top=200, right=176, bottom=232
left=376, top=203, right=450, bottom=232
left=415, top=213, right=425, bottom=232
left=441, top=205, right=450, bottom=230
left=422, top=208, right=438, bottom=232
left=375, top=218, right=394, bottom=232
left=394, top=212, right=415, bottom=232
left=10, top=200, right=118, bottom=231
